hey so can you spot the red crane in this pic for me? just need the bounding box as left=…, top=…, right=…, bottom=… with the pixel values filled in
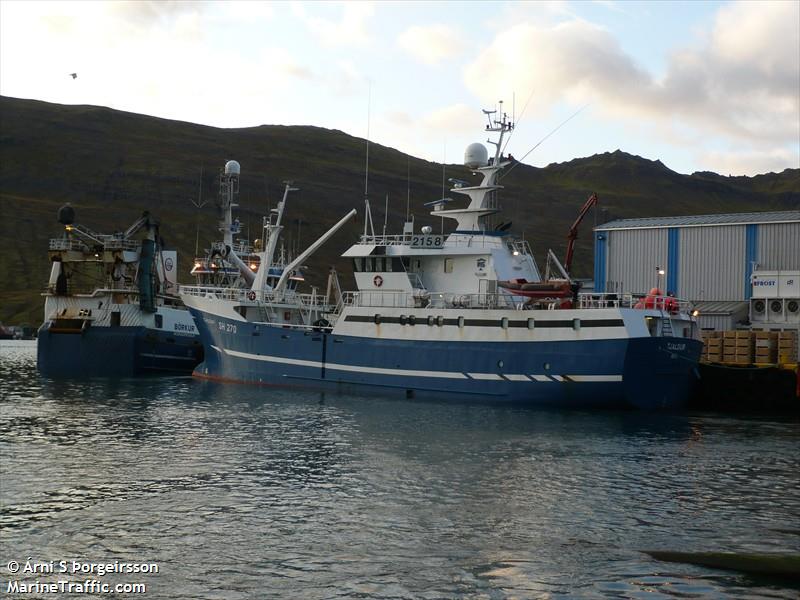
left=563, top=192, right=598, bottom=276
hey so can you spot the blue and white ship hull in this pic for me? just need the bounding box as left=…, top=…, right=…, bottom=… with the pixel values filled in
left=186, top=301, right=701, bottom=409
left=37, top=303, right=203, bottom=378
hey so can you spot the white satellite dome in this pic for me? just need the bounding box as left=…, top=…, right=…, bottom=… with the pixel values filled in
left=224, top=160, right=241, bottom=176
left=464, top=143, right=489, bottom=169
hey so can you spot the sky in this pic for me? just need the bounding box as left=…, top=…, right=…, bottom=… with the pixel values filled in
left=1, top=0, right=798, bottom=176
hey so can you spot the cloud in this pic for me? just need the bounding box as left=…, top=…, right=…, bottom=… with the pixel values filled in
left=397, top=24, right=465, bottom=66
left=463, top=1, right=799, bottom=173
left=422, top=103, right=483, bottom=135
left=260, top=47, right=316, bottom=82
left=697, top=148, right=800, bottom=176
left=293, top=2, right=374, bottom=47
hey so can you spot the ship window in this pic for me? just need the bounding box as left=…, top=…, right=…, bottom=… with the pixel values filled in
left=408, top=315, right=416, bottom=326
left=385, top=258, right=393, bottom=272
left=444, top=258, right=454, bottom=273
left=395, top=258, right=406, bottom=272
left=374, top=314, right=381, bottom=325
left=427, top=315, right=435, bottom=326
left=155, top=314, right=163, bottom=329
left=401, top=257, right=411, bottom=270
left=436, top=316, right=444, bottom=327
left=111, top=311, right=121, bottom=327
left=353, top=258, right=363, bottom=272
left=573, top=318, right=581, bottom=330
left=458, top=316, right=465, bottom=328
left=365, top=257, right=374, bottom=272
left=400, top=315, right=407, bottom=325
left=501, top=317, right=509, bottom=329
left=374, top=257, right=384, bottom=272
left=527, top=318, right=535, bottom=330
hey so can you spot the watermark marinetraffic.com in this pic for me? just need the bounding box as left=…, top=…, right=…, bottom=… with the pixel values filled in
left=4, top=558, right=157, bottom=595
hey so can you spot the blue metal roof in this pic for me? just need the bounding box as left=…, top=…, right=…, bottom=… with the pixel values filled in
left=595, top=210, right=800, bottom=231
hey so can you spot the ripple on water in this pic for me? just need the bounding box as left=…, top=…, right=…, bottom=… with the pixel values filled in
left=1, top=341, right=799, bottom=598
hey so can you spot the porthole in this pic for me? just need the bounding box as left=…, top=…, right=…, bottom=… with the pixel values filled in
left=458, top=316, right=465, bottom=328
left=572, top=318, right=581, bottom=330
left=374, top=314, right=382, bottom=325
left=543, top=362, right=551, bottom=371
left=527, top=318, right=535, bottom=330
left=409, top=315, right=417, bottom=326
left=427, top=315, right=435, bottom=326
left=500, top=317, right=509, bottom=329
left=400, top=315, right=408, bottom=326
left=437, top=316, right=444, bottom=327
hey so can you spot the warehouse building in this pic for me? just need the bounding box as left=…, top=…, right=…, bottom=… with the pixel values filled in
left=593, top=211, right=800, bottom=330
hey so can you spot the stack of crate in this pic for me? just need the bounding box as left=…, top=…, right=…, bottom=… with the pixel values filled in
left=753, top=331, right=778, bottom=364
left=722, top=331, right=737, bottom=363
left=777, top=331, right=798, bottom=364
left=722, top=331, right=753, bottom=364
left=702, top=331, right=722, bottom=363
left=734, top=331, right=754, bottom=364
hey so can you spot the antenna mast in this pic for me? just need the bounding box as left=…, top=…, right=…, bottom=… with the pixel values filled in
left=363, top=81, right=375, bottom=238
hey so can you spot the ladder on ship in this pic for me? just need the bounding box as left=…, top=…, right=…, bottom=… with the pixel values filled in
left=661, top=316, right=674, bottom=337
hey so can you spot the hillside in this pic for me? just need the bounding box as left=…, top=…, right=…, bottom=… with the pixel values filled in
left=1, top=95, right=798, bottom=325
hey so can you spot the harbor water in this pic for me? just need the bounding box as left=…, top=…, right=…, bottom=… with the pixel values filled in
left=1, top=341, right=798, bottom=598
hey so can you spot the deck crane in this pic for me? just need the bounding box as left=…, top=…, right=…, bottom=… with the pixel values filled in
left=563, top=192, right=598, bottom=276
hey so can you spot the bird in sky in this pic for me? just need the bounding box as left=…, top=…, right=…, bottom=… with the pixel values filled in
left=69, top=73, right=77, bottom=79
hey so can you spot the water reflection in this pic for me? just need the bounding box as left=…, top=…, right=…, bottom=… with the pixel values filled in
left=1, top=341, right=798, bottom=598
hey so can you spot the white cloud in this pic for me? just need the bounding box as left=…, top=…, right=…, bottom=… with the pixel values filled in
left=397, top=24, right=464, bottom=66
left=463, top=1, right=799, bottom=172
left=697, top=148, right=800, bottom=176
left=422, top=104, right=483, bottom=135
left=293, top=2, right=374, bottom=47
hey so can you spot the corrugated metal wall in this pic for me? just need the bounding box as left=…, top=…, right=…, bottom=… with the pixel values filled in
left=597, top=220, right=799, bottom=301
left=605, top=228, right=668, bottom=294
left=698, top=314, right=739, bottom=331
left=679, top=225, right=745, bottom=300
left=757, top=223, right=800, bottom=270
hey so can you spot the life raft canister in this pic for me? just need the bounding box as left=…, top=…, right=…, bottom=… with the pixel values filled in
left=373, top=275, right=383, bottom=287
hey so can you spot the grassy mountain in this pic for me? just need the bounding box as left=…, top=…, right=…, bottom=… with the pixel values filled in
left=1, top=95, right=798, bottom=325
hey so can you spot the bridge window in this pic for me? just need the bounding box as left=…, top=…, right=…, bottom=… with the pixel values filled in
left=353, top=258, right=363, bottom=272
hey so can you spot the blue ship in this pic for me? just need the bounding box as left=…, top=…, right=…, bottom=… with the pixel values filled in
left=37, top=207, right=203, bottom=377
left=181, top=108, right=702, bottom=409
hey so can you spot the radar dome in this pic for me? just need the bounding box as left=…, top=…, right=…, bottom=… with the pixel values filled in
left=224, top=160, right=241, bottom=176
left=57, top=204, right=75, bottom=225
left=464, top=143, right=488, bottom=169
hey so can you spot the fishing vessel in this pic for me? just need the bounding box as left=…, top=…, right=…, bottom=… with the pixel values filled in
left=37, top=207, right=203, bottom=377
left=181, top=108, right=703, bottom=409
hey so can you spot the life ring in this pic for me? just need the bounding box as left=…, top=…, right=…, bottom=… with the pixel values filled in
left=247, top=290, right=256, bottom=301
left=373, top=275, right=383, bottom=287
